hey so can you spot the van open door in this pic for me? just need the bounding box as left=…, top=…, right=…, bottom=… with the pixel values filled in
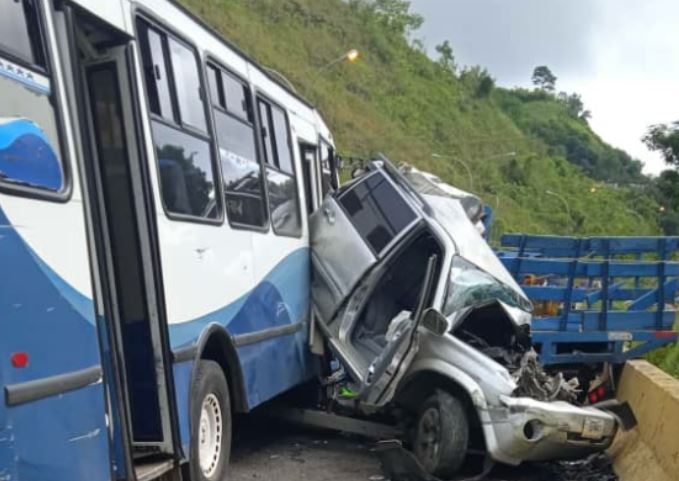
left=310, top=165, right=442, bottom=407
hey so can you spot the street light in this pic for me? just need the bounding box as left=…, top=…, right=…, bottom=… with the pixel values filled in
left=346, top=49, right=360, bottom=63
left=545, top=190, right=573, bottom=232
left=432, top=153, right=474, bottom=190
left=320, top=49, right=361, bottom=71
left=431, top=151, right=517, bottom=191
left=485, top=151, right=516, bottom=160
left=626, top=209, right=645, bottom=223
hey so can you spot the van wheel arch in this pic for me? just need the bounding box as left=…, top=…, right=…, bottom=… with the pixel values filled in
left=396, top=371, right=486, bottom=451
left=193, top=324, right=248, bottom=414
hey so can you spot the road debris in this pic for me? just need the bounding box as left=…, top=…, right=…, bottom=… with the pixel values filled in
left=539, top=453, right=618, bottom=481
left=376, top=440, right=495, bottom=481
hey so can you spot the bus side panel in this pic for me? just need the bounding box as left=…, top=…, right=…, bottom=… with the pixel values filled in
left=0, top=200, right=111, bottom=481
left=172, top=360, right=194, bottom=458
left=9, top=385, right=109, bottom=481
left=168, top=248, right=318, bottom=410
left=237, top=330, right=316, bottom=408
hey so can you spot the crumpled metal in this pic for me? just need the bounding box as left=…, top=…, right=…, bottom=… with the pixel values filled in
left=512, top=349, right=580, bottom=403
left=460, top=329, right=580, bottom=403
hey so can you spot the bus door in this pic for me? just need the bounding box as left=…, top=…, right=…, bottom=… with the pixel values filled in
left=0, top=2, right=112, bottom=481
left=68, top=8, right=179, bottom=480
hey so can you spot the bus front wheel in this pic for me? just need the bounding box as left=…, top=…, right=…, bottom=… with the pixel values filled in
left=190, top=360, right=232, bottom=481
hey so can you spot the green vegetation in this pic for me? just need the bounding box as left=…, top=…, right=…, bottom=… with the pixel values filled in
left=181, top=0, right=665, bottom=239
left=179, top=0, right=678, bottom=373
left=644, top=120, right=679, bottom=168
left=494, top=88, right=644, bottom=184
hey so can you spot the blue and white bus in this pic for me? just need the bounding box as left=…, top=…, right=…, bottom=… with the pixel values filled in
left=0, top=1, right=338, bottom=480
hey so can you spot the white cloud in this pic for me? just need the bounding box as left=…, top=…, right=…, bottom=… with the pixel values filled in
left=410, top=0, right=679, bottom=175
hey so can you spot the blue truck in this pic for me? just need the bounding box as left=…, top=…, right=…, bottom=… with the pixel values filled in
left=496, top=234, right=678, bottom=397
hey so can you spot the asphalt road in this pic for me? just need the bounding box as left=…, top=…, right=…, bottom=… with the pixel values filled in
left=227, top=414, right=617, bottom=481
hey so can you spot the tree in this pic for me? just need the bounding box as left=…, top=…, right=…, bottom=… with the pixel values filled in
left=476, top=73, right=495, bottom=98
left=558, top=92, right=591, bottom=121
left=372, top=0, right=423, bottom=35
left=435, top=40, right=456, bottom=75
left=532, top=65, right=557, bottom=92
left=459, top=65, right=495, bottom=98
left=643, top=121, right=679, bottom=167
left=654, top=169, right=679, bottom=210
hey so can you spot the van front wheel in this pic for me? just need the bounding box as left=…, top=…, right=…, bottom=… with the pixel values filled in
left=413, top=390, right=469, bottom=477
left=190, top=360, right=232, bottom=481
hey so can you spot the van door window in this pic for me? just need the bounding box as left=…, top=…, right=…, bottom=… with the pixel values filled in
left=137, top=17, right=218, bottom=221
left=0, top=0, right=65, bottom=194
left=338, top=172, right=417, bottom=254
left=257, top=97, right=302, bottom=237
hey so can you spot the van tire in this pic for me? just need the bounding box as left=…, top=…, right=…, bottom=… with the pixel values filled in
left=190, top=360, right=232, bottom=481
left=412, top=390, right=468, bottom=477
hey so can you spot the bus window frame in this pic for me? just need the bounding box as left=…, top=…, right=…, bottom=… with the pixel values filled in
left=318, top=135, right=338, bottom=194
left=133, top=11, right=225, bottom=226
left=0, top=0, right=73, bottom=203
left=254, top=90, right=303, bottom=239
left=204, top=55, right=271, bottom=233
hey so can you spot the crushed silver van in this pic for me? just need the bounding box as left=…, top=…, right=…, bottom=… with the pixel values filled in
left=309, top=159, right=619, bottom=477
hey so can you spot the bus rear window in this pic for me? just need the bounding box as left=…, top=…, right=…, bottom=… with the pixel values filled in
left=0, top=0, right=45, bottom=68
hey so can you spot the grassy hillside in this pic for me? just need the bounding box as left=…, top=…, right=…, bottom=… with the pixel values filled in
left=180, top=0, right=663, bottom=240
left=494, top=88, right=646, bottom=185
left=179, top=0, right=677, bottom=375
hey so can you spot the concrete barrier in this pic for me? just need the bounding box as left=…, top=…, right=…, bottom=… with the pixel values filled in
left=609, top=360, right=679, bottom=481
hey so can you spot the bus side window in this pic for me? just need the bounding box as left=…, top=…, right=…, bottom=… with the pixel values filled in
left=257, top=98, right=302, bottom=237
left=136, top=18, right=219, bottom=221
left=0, top=0, right=66, bottom=195
left=208, top=63, right=267, bottom=228
left=319, top=140, right=337, bottom=198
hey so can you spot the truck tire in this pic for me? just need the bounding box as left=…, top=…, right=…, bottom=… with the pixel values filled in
left=190, top=360, right=232, bottom=481
left=412, top=390, right=469, bottom=477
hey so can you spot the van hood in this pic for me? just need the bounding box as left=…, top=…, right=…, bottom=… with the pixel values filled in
left=424, top=193, right=529, bottom=307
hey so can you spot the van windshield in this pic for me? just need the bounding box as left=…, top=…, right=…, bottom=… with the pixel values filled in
left=443, top=256, right=532, bottom=317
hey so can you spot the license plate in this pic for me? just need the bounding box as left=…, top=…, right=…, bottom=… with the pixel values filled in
left=608, top=331, right=633, bottom=341
left=582, top=417, right=606, bottom=439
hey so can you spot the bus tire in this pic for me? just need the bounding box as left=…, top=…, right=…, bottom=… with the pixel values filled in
left=190, top=360, right=232, bottom=481
left=412, top=390, right=468, bottom=477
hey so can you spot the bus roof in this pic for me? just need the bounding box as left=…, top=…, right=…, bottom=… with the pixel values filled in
left=68, top=0, right=332, bottom=142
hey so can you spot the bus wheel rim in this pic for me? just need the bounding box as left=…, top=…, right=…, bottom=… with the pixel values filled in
left=199, top=393, right=222, bottom=478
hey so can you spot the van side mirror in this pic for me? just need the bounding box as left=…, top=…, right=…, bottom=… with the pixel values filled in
left=420, top=308, right=449, bottom=336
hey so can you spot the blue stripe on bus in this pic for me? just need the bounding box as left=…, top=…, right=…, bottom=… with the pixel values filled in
left=169, top=247, right=316, bottom=412
left=0, top=205, right=110, bottom=480
left=0, top=201, right=314, bottom=469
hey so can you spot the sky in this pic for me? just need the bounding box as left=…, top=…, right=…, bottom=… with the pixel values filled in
left=408, top=0, right=679, bottom=175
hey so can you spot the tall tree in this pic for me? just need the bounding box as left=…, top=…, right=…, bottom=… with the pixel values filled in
left=372, top=0, right=423, bottom=35
left=532, top=65, right=557, bottom=92
left=643, top=121, right=679, bottom=167
left=435, top=40, right=456, bottom=74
